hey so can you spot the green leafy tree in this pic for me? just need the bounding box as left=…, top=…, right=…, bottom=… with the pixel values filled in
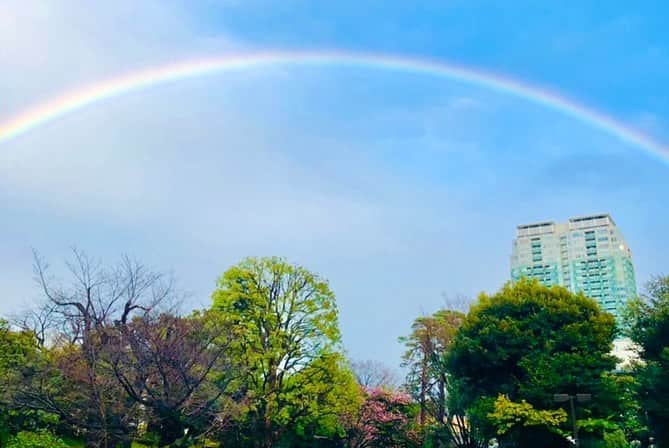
left=447, top=279, right=618, bottom=447
left=279, top=353, right=362, bottom=446
left=0, top=321, right=32, bottom=443
left=608, top=374, right=648, bottom=444
left=0, top=321, right=60, bottom=445
left=625, top=275, right=669, bottom=447
left=211, top=257, right=345, bottom=448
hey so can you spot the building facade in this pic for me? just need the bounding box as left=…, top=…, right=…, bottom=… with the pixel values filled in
left=511, top=214, right=637, bottom=321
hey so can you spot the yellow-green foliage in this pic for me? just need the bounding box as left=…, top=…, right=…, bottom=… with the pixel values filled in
left=6, top=430, right=69, bottom=448
left=488, top=395, right=567, bottom=436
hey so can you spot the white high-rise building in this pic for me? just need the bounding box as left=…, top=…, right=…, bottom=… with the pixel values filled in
left=511, top=214, right=637, bottom=321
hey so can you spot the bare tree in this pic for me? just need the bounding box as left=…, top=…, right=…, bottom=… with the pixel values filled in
left=350, top=359, right=399, bottom=390
left=12, top=301, right=59, bottom=348
left=440, top=293, right=472, bottom=314
left=25, top=248, right=181, bottom=447
left=32, top=248, right=175, bottom=337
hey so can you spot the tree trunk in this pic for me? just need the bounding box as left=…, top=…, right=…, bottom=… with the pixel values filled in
left=419, top=358, right=428, bottom=426
left=437, top=375, right=446, bottom=423
left=263, top=417, right=273, bottom=448
left=158, top=415, right=185, bottom=446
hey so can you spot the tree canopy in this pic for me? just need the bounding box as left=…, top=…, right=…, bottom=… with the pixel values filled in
left=400, top=309, right=465, bottom=430
left=1, top=252, right=666, bottom=448
left=211, top=256, right=353, bottom=447
left=625, top=275, right=669, bottom=446
left=447, top=279, right=618, bottom=447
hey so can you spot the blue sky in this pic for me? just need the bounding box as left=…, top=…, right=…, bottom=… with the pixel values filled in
left=1, top=0, right=668, bottom=369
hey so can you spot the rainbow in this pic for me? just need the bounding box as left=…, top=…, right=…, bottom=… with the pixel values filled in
left=1, top=49, right=668, bottom=165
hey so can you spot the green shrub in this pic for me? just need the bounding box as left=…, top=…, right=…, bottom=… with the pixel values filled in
left=6, top=430, right=69, bottom=448
left=580, top=419, right=629, bottom=448
left=602, top=429, right=629, bottom=448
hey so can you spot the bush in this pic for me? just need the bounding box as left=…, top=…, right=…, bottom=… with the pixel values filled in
left=602, top=429, right=629, bottom=448
left=6, top=430, right=69, bottom=448
left=580, top=419, right=629, bottom=448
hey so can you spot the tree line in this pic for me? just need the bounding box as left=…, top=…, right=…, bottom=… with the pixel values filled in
left=0, top=250, right=667, bottom=447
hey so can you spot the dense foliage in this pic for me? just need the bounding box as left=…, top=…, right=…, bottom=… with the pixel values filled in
left=211, top=257, right=358, bottom=447
left=342, top=387, right=419, bottom=448
left=0, top=252, right=666, bottom=448
left=6, top=430, right=70, bottom=448
left=446, top=279, right=620, bottom=447
left=0, top=320, right=43, bottom=445
left=625, top=276, right=669, bottom=447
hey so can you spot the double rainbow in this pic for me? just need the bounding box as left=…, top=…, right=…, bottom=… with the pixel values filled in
left=1, top=49, right=667, bottom=165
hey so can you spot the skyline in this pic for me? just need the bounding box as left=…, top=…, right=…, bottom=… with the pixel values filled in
left=1, top=0, right=668, bottom=368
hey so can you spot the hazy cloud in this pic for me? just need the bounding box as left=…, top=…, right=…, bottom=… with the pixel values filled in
left=2, top=0, right=668, bottom=366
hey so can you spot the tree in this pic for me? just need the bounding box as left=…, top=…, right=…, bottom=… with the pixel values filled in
left=343, top=387, right=419, bottom=448
left=447, top=279, right=618, bottom=447
left=102, top=312, right=238, bottom=446
left=609, top=373, right=648, bottom=444
left=279, top=353, right=362, bottom=446
left=400, top=310, right=465, bottom=426
left=625, top=275, right=669, bottom=447
left=0, top=320, right=44, bottom=444
left=22, top=249, right=179, bottom=447
left=211, top=256, right=343, bottom=448
left=351, top=360, right=399, bottom=390
left=12, top=327, right=137, bottom=447
left=577, top=418, right=630, bottom=448
left=11, top=302, right=58, bottom=349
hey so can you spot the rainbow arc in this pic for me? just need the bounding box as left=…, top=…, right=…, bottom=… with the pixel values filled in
left=1, top=50, right=667, bottom=165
